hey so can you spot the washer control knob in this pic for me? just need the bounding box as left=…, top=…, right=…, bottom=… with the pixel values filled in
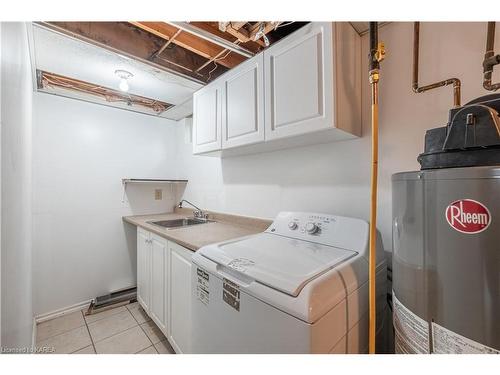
left=305, top=222, right=319, bottom=234
left=288, top=221, right=298, bottom=230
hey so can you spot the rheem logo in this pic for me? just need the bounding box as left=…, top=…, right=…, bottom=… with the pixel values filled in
left=445, top=199, right=491, bottom=234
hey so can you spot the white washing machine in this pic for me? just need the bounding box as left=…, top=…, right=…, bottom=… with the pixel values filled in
left=191, top=211, right=387, bottom=353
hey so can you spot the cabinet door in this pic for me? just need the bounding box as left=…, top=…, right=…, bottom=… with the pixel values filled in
left=150, top=234, right=167, bottom=331
left=193, top=81, right=222, bottom=154
left=168, top=242, right=193, bottom=353
left=137, top=228, right=151, bottom=313
left=264, top=22, right=333, bottom=140
left=222, top=54, right=265, bottom=149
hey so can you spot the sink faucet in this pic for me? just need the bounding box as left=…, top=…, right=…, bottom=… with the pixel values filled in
left=177, top=199, right=208, bottom=219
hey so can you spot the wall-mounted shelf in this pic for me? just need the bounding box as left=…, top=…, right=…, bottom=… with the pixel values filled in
left=121, top=179, right=188, bottom=203
left=122, top=178, right=188, bottom=185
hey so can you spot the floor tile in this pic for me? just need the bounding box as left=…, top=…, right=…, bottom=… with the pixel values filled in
left=84, top=305, right=128, bottom=324
left=127, top=302, right=151, bottom=324
left=37, top=311, right=85, bottom=342
left=136, top=346, right=158, bottom=354
left=73, top=345, right=96, bottom=354
left=155, top=340, right=176, bottom=354
left=37, top=326, right=91, bottom=354
left=88, top=309, right=137, bottom=343
left=94, top=326, right=151, bottom=354
left=140, top=320, right=166, bottom=344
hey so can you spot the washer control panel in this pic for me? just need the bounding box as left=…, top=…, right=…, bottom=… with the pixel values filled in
left=265, top=211, right=369, bottom=252
left=266, top=212, right=340, bottom=242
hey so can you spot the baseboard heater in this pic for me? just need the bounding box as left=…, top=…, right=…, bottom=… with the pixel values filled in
left=85, top=286, right=137, bottom=315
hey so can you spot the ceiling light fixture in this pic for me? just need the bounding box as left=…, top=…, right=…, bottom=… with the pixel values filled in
left=115, top=69, right=133, bottom=92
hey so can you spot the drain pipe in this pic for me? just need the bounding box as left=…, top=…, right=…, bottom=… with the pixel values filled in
left=412, top=22, right=461, bottom=107
left=368, top=21, right=385, bottom=355
left=483, top=22, right=500, bottom=91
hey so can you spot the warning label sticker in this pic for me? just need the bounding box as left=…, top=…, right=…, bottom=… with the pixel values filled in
left=432, top=322, right=499, bottom=354
left=196, top=268, right=210, bottom=306
left=223, top=278, right=240, bottom=311
left=393, top=292, right=430, bottom=354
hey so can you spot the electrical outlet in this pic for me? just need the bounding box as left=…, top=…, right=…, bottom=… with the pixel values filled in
left=154, top=189, right=163, bottom=200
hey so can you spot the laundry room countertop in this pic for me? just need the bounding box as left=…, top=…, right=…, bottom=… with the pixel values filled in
left=123, top=208, right=272, bottom=251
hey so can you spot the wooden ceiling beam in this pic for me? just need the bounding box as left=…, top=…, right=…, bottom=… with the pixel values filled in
left=189, top=22, right=263, bottom=54
left=248, top=22, right=280, bottom=41
left=129, top=21, right=246, bottom=69
left=44, top=22, right=228, bottom=82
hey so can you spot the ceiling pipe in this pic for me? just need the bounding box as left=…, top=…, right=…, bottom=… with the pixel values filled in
left=368, top=21, right=385, bottom=356
left=165, top=22, right=255, bottom=58
left=483, top=22, right=500, bottom=91
left=412, top=22, right=461, bottom=107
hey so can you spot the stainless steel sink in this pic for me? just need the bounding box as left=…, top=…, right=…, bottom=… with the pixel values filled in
left=148, top=217, right=213, bottom=229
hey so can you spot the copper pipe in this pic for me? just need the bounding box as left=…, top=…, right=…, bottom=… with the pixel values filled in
left=412, top=22, right=461, bottom=107
left=483, top=22, right=500, bottom=91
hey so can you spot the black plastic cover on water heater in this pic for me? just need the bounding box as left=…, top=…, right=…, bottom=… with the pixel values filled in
left=418, top=94, right=500, bottom=169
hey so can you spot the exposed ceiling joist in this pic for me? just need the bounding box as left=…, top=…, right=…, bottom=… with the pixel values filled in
left=189, top=22, right=263, bottom=54
left=165, top=22, right=255, bottom=58
left=129, top=21, right=246, bottom=69
left=221, top=22, right=279, bottom=47
left=43, top=21, right=229, bottom=83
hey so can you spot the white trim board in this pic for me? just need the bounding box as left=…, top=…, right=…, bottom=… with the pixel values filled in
left=34, top=299, right=92, bottom=324
left=31, top=317, right=37, bottom=348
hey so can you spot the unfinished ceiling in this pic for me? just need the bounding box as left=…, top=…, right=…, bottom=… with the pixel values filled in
left=42, top=21, right=306, bottom=84
left=33, top=21, right=306, bottom=118
left=32, top=23, right=202, bottom=119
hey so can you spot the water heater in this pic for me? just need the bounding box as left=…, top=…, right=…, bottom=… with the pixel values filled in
left=392, top=94, right=500, bottom=353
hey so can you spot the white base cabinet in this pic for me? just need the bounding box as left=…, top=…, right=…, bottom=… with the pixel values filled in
left=150, top=233, right=167, bottom=332
left=167, top=241, right=193, bottom=353
left=136, top=228, right=193, bottom=353
left=137, top=228, right=151, bottom=313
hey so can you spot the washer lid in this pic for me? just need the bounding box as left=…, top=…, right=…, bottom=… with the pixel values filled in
left=197, top=233, right=357, bottom=297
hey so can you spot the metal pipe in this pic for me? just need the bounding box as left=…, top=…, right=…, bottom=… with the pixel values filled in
left=483, top=22, right=500, bottom=91
left=412, top=22, right=462, bottom=107
left=368, top=21, right=383, bottom=356
left=165, top=22, right=255, bottom=58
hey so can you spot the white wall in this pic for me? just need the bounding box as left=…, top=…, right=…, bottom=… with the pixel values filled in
left=1, top=22, right=34, bottom=349
left=175, top=22, right=500, bottom=250
left=32, top=93, right=179, bottom=316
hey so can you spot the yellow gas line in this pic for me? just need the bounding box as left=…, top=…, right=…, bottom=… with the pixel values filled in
left=368, top=25, right=385, bottom=354
left=368, top=73, right=379, bottom=354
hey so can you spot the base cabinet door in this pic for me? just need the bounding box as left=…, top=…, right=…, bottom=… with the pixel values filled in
left=150, top=234, right=168, bottom=331
left=137, top=228, right=151, bottom=313
left=168, top=242, right=193, bottom=353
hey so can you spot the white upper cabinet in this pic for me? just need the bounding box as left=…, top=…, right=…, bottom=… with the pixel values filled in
left=265, top=22, right=360, bottom=141
left=264, top=22, right=333, bottom=140
left=222, top=54, right=265, bottom=149
left=191, top=22, right=361, bottom=156
left=193, top=81, right=222, bottom=154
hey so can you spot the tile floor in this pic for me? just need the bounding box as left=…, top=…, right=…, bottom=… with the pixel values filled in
left=36, top=302, right=176, bottom=354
